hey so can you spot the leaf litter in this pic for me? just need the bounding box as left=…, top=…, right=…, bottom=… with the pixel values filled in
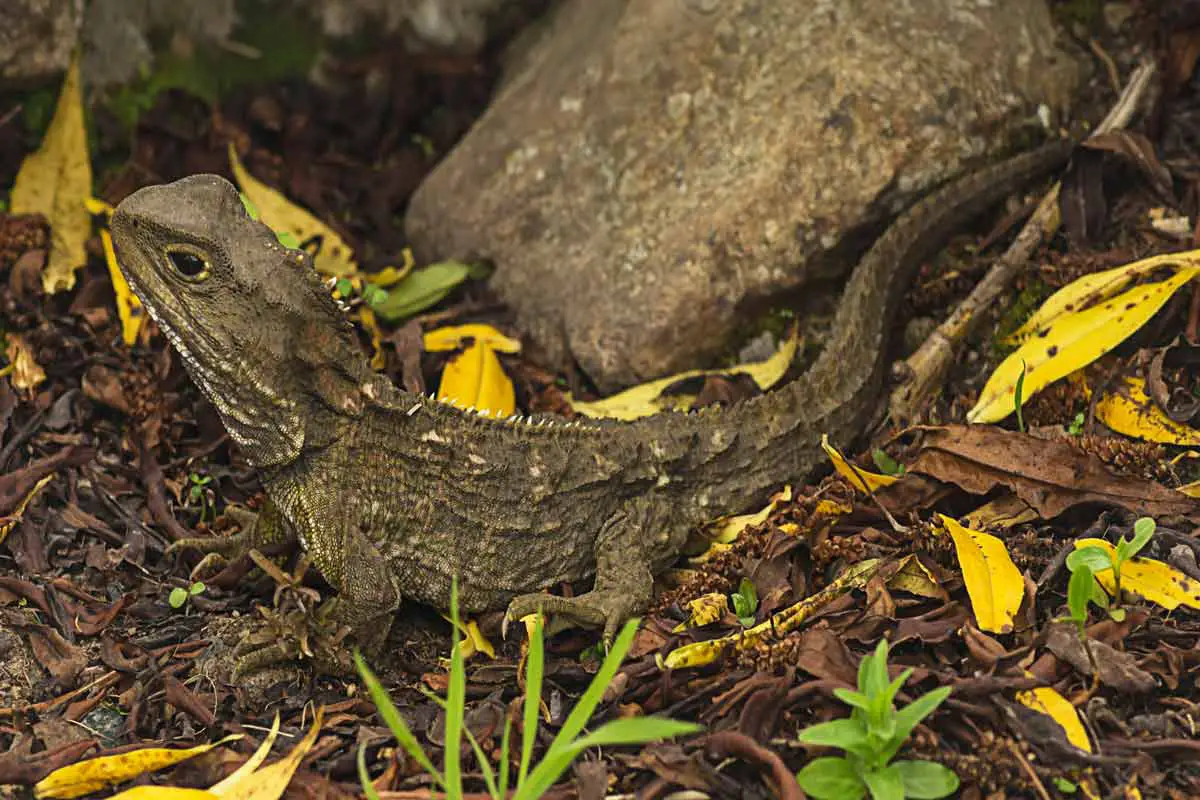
left=1, top=14, right=1200, bottom=800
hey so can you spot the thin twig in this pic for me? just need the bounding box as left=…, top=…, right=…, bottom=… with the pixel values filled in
left=888, top=59, right=1157, bottom=422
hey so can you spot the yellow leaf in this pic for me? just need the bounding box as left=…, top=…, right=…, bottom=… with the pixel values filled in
left=1073, top=538, right=1200, bottom=610
left=106, top=789, right=217, bottom=800
left=10, top=53, right=91, bottom=294
left=939, top=514, right=1023, bottom=634
left=441, top=614, right=496, bottom=660
left=969, top=262, right=1200, bottom=423
left=663, top=559, right=881, bottom=669
left=356, top=306, right=387, bottom=371
left=208, top=714, right=279, bottom=796
left=962, top=495, right=1039, bottom=531
left=705, top=486, right=791, bottom=544
left=673, top=592, right=730, bottom=631
left=35, top=735, right=241, bottom=799
left=214, top=707, right=323, bottom=800
left=1015, top=686, right=1091, bottom=752
left=0, top=473, right=54, bottom=546
left=1180, top=480, right=1200, bottom=498
left=6, top=335, right=46, bottom=390
left=887, top=554, right=944, bottom=600
left=425, top=324, right=521, bottom=418
left=1006, top=252, right=1193, bottom=343
left=101, top=227, right=146, bottom=346
left=363, top=250, right=415, bottom=287
left=567, top=329, right=799, bottom=420
left=821, top=434, right=899, bottom=493
left=1094, top=376, right=1200, bottom=446
left=228, top=145, right=356, bottom=277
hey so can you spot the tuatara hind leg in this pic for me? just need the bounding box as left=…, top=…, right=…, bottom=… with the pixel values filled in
left=505, top=498, right=664, bottom=642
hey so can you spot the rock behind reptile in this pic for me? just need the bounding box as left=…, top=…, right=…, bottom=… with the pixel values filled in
left=110, top=141, right=1071, bottom=666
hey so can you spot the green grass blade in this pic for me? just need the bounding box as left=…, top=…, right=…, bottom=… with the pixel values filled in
left=517, top=717, right=699, bottom=800
left=498, top=714, right=512, bottom=799
left=569, top=716, right=702, bottom=750
left=357, top=742, right=384, bottom=800
left=518, top=612, right=545, bottom=787
left=543, top=618, right=638, bottom=758
left=462, top=726, right=499, bottom=799
left=354, top=650, right=445, bottom=789
left=445, top=578, right=466, bottom=799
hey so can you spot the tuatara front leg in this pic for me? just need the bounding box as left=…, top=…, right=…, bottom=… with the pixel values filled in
left=505, top=496, right=675, bottom=642
left=227, top=506, right=404, bottom=675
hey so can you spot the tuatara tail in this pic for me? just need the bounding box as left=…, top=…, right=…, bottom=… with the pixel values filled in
left=666, top=139, right=1076, bottom=502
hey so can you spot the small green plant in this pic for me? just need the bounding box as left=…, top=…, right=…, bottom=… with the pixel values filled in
left=186, top=472, right=215, bottom=524
left=871, top=449, right=905, bottom=477
left=168, top=581, right=205, bottom=609
left=731, top=577, right=759, bottom=627
left=1067, top=411, right=1086, bottom=436
left=355, top=579, right=701, bottom=800
left=1013, top=359, right=1028, bottom=434
left=795, top=639, right=958, bottom=800
left=1053, top=776, right=1078, bottom=794
left=1065, top=516, right=1156, bottom=617
left=334, top=276, right=388, bottom=307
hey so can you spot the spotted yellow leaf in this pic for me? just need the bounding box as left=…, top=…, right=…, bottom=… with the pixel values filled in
left=568, top=329, right=799, bottom=420
left=425, top=324, right=521, bottom=418
left=1094, top=376, right=1200, bottom=446
left=663, top=559, right=880, bottom=669
left=1005, top=252, right=1195, bottom=344
left=35, top=735, right=241, bottom=799
left=10, top=53, right=91, bottom=294
left=939, top=514, right=1023, bottom=634
left=821, top=434, right=899, bottom=493
left=673, top=592, right=730, bottom=631
left=969, top=260, right=1200, bottom=424
left=228, top=144, right=356, bottom=277
left=1016, top=686, right=1091, bottom=752
left=1073, top=538, right=1200, bottom=610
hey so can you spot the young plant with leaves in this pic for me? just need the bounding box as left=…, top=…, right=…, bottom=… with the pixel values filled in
left=1065, top=516, right=1156, bottom=618
left=795, top=639, right=958, bottom=800
left=354, top=579, right=701, bottom=799
left=731, top=577, right=759, bottom=627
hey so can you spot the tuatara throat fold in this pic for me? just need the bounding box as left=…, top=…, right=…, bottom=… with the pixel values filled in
left=111, top=142, right=1072, bottom=671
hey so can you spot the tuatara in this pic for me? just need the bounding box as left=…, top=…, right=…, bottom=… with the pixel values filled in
left=110, top=141, right=1072, bottom=671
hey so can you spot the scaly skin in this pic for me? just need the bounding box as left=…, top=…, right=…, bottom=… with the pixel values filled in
left=110, top=141, right=1072, bottom=670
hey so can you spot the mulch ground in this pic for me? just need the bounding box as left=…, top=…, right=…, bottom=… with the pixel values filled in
left=2, top=5, right=1200, bottom=799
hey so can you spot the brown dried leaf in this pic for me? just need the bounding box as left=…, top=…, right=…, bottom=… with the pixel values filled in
left=910, top=425, right=1197, bottom=519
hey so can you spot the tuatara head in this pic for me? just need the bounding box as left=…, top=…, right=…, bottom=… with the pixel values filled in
left=111, top=174, right=373, bottom=467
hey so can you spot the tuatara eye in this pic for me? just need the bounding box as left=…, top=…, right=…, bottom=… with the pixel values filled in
left=167, top=249, right=209, bottom=280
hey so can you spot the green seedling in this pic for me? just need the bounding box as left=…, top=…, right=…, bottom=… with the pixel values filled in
left=731, top=577, right=759, bottom=627
left=795, top=638, right=958, bottom=800
left=871, top=449, right=905, bottom=477
left=355, top=579, right=701, bottom=800
left=1067, top=411, right=1085, bottom=436
left=168, top=581, right=205, bottom=610
left=1013, top=358, right=1028, bottom=434
left=186, top=472, right=215, bottom=525
left=1065, top=516, right=1156, bottom=616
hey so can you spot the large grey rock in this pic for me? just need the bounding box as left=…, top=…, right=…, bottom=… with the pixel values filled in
left=0, top=0, right=80, bottom=85
left=405, top=0, right=1084, bottom=390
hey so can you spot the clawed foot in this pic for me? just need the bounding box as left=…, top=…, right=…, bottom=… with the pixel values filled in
left=504, top=589, right=644, bottom=645
left=166, top=506, right=265, bottom=579
left=227, top=555, right=355, bottom=678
